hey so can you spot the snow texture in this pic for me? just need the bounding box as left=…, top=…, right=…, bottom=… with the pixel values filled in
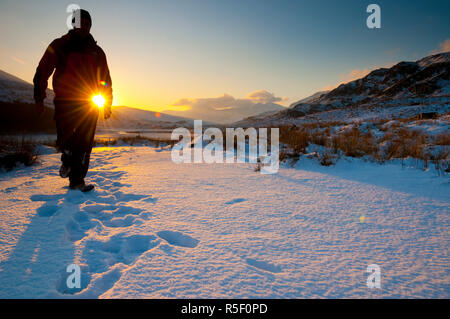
left=0, top=146, right=448, bottom=298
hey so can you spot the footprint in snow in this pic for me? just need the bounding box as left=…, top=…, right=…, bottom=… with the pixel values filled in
left=65, top=214, right=100, bottom=242
left=101, top=214, right=140, bottom=228
left=56, top=234, right=158, bottom=296
left=107, top=190, right=156, bottom=203
left=37, top=203, right=60, bottom=217
left=157, top=231, right=199, bottom=248
left=225, top=198, right=247, bottom=205
left=246, top=258, right=282, bottom=273
left=83, top=234, right=158, bottom=274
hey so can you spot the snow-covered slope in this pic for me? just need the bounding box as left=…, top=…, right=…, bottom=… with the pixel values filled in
left=0, top=70, right=54, bottom=108
left=0, top=146, right=448, bottom=298
left=236, top=52, right=450, bottom=127
left=417, top=51, right=450, bottom=68
left=296, top=52, right=450, bottom=110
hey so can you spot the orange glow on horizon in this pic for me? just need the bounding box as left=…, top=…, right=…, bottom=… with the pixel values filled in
left=110, top=96, right=192, bottom=114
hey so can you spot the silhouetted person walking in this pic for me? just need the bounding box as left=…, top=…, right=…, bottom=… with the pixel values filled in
left=33, top=9, right=112, bottom=192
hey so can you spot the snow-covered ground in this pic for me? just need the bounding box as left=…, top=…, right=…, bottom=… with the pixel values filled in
left=0, top=146, right=448, bottom=298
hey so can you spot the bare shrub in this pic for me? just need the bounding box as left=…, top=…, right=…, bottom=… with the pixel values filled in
left=279, top=126, right=309, bottom=154
left=0, top=136, right=38, bottom=171
left=434, top=133, right=450, bottom=146
left=94, top=135, right=173, bottom=147
left=319, top=148, right=336, bottom=166
left=382, top=128, right=426, bottom=161
left=429, top=149, right=449, bottom=176
left=276, top=120, right=447, bottom=174
left=331, top=126, right=373, bottom=158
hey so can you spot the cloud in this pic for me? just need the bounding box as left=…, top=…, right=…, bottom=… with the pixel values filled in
left=11, top=56, right=26, bottom=65
left=167, top=90, right=287, bottom=124
left=430, top=38, right=450, bottom=55
left=246, top=90, right=285, bottom=104
left=172, top=93, right=236, bottom=112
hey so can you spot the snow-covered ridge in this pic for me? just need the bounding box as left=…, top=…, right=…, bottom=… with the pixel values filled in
left=0, top=70, right=54, bottom=108
left=300, top=51, right=450, bottom=108
left=236, top=52, right=450, bottom=127
left=417, top=51, right=450, bottom=68
left=289, top=90, right=330, bottom=107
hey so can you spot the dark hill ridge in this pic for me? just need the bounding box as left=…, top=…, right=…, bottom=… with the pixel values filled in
left=0, top=70, right=54, bottom=108
left=233, top=52, right=450, bottom=127
left=289, top=52, right=450, bottom=115
left=0, top=70, right=200, bottom=132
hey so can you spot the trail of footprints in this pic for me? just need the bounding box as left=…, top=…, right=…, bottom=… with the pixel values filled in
left=32, top=151, right=281, bottom=296
left=31, top=152, right=200, bottom=296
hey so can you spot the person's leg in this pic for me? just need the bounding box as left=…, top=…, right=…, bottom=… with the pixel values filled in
left=54, top=100, right=76, bottom=178
left=69, top=104, right=98, bottom=187
left=80, top=106, right=98, bottom=180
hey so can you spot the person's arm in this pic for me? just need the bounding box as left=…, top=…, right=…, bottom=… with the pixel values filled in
left=98, top=48, right=113, bottom=119
left=33, top=40, right=58, bottom=114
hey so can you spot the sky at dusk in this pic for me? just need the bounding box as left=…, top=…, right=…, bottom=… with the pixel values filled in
left=1, top=0, right=449, bottom=113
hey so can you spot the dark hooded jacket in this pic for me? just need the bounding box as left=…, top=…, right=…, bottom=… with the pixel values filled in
left=33, top=29, right=112, bottom=107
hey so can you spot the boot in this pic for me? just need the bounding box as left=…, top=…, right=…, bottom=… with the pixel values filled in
left=69, top=179, right=94, bottom=192
left=59, top=150, right=72, bottom=178
left=59, top=164, right=71, bottom=178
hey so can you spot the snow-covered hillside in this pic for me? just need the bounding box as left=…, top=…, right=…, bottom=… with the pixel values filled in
left=0, top=146, right=448, bottom=298
left=236, top=52, right=450, bottom=127
left=0, top=70, right=54, bottom=108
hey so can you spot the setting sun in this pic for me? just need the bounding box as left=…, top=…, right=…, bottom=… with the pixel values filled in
left=92, top=94, right=105, bottom=108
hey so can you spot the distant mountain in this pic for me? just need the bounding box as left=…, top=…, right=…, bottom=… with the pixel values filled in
left=290, top=52, right=450, bottom=114
left=0, top=69, right=197, bottom=132
left=0, top=69, right=54, bottom=107
left=164, top=101, right=285, bottom=125
left=98, top=106, right=201, bottom=130
left=236, top=52, right=450, bottom=127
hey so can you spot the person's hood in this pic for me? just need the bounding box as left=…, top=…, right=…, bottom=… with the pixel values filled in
left=67, top=29, right=97, bottom=46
